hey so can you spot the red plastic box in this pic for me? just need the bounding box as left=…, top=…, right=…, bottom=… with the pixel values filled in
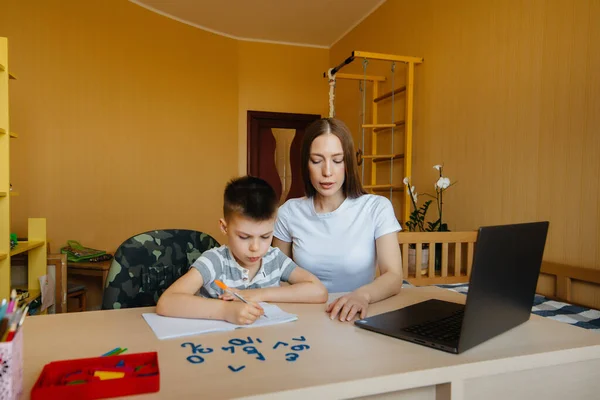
left=31, top=352, right=159, bottom=400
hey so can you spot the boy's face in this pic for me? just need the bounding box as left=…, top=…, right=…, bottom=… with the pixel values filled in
left=219, top=213, right=275, bottom=270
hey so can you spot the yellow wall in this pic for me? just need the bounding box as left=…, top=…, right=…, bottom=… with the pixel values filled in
left=1, top=0, right=239, bottom=251
left=0, top=0, right=328, bottom=253
left=331, top=0, right=600, bottom=269
left=237, top=41, right=328, bottom=175
left=9, top=0, right=596, bottom=272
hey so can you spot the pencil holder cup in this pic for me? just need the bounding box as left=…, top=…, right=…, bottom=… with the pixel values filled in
left=0, top=327, right=24, bottom=400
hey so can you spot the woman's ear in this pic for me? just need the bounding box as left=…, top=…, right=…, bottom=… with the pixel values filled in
left=219, top=218, right=228, bottom=235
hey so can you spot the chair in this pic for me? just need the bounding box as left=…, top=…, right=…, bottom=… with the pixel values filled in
left=67, top=283, right=87, bottom=312
left=47, top=253, right=68, bottom=313
left=398, top=231, right=477, bottom=286
left=101, top=230, right=219, bottom=310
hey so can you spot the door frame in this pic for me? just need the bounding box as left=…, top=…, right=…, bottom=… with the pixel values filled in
left=246, top=111, right=321, bottom=176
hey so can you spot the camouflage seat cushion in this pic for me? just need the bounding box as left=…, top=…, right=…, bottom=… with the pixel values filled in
left=102, top=230, right=219, bottom=310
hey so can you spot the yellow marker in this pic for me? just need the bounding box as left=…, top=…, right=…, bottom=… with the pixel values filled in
left=94, top=371, right=125, bottom=380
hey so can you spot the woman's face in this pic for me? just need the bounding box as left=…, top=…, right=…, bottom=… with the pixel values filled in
left=308, top=133, right=346, bottom=199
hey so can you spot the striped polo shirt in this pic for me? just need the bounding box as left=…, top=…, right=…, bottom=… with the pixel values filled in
left=191, top=245, right=297, bottom=298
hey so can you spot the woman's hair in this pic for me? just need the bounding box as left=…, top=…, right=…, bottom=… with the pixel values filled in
left=300, top=118, right=366, bottom=199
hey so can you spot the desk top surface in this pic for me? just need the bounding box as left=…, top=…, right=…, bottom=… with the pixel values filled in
left=22, top=287, right=600, bottom=399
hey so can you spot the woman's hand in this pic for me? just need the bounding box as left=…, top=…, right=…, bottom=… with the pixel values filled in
left=326, top=291, right=371, bottom=322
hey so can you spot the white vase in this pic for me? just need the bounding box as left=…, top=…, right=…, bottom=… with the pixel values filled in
left=407, top=248, right=429, bottom=276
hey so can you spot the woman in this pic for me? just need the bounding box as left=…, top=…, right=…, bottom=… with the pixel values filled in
left=273, top=118, right=403, bottom=322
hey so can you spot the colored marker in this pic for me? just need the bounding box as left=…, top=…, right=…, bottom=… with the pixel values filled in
left=101, top=347, right=122, bottom=357
left=115, top=347, right=128, bottom=355
left=0, top=299, right=7, bottom=321
left=7, top=289, right=17, bottom=313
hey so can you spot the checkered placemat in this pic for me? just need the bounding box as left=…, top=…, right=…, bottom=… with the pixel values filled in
left=427, top=282, right=600, bottom=333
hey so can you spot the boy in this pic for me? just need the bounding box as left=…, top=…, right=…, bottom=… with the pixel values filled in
left=156, top=176, right=328, bottom=325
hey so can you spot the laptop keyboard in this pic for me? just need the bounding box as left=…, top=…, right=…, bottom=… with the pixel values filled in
left=402, top=309, right=464, bottom=342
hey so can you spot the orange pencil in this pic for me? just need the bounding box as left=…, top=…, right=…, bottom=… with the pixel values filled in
left=214, top=280, right=267, bottom=318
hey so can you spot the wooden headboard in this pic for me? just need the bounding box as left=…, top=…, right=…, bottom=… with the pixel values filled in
left=538, top=261, right=600, bottom=309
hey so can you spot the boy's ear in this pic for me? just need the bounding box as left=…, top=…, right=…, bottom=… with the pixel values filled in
left=219, top=218, right=228, bottom=235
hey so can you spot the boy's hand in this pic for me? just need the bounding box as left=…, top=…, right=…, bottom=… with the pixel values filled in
left=219, top=288, right=261, bottom=303
left=219, top=287, right=241, bottom=301
left=223, top=301, right=264, bottom=325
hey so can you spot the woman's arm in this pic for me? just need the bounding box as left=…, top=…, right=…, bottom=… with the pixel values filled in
left=327, top=232, right=403, bottom=321
left=156, top=269, right=264, bottom=324
left=272, top=237, right=292, bottom=258
left=356, top=232, right=403, bottom=302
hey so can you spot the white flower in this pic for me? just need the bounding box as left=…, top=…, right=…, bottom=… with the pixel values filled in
left=433, top=164, right=442, bottom=171
left=436, top=177, right=451, bottom=189
left=403, top=177, right=410, bottom=186
left=412, top=191, right=418, bottom=203
left=411, top=186, right=415, bottom=193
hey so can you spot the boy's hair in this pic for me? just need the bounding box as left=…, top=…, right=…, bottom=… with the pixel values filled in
left=223, top=176, right=278, bottom=221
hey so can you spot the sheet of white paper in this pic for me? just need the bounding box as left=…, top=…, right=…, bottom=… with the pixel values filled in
left=142, top=302, right=298, bottom=340
left=38, top=274, right=55, bottom=312
left=231, top=303, right=298, bottom=328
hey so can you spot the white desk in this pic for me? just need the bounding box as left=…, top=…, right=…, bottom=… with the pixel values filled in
left=22, top=287, right=600, bottom=399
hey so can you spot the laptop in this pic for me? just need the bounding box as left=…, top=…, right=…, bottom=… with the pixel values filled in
left=355, top=221, right=549, bottom=354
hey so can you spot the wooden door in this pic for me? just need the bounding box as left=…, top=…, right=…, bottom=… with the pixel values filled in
left=247, top=111, right=320, bottom=203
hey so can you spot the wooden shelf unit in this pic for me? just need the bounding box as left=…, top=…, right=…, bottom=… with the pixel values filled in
left=0, top=37, right=47, bottom=300
left=373, top=120, right=405, bottom=133
left=370, top=153, right=405, bottom=163
left=363, top=184, right=404, bottom=192
left=10, top=240, right=45, bottom=256
left=373, top=86, right=406, bottom=103
left=13, top=285, right=41, bottom=307
left=326, top=51, right=422, bottom=224
left=362, top=124, right=397, bottom=129
left=362, top=153, right=404, bottom=162
left=353, top=52, right=421, bottom=224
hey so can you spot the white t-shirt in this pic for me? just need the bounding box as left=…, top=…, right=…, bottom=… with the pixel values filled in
left=274, top=194, right=401, bottom=293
